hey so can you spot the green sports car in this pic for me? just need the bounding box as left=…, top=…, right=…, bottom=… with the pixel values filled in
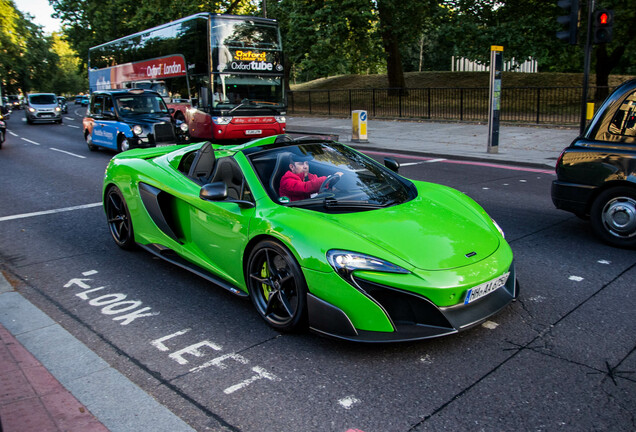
left=103, top=135, right=518, bottom=342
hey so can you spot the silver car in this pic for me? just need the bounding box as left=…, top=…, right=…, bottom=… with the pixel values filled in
left=25, top=93, right=63, bottom=124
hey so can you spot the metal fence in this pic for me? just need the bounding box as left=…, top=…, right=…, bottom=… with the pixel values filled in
left=288, top=86, right=613, bottom=125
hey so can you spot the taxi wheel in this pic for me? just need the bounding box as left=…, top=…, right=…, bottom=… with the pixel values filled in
left=118, top=136, right=130, bottom=153
left=590, top=186, right=636, bottom=248
left=246, top=240, right=308, bottom=332
left=85, top=132, right=98, bottom=151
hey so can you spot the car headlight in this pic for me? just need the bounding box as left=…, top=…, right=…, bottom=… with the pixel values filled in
left=55, top=107, right=61, bottom=112
left=28, top=107, right=36, bottom=113
left=492, top=219, right=505, bottom=238
left=179, top=122, right=189, bottom=132
left=275, top=116, right=286, bottom=123
left=327, top=250, right=410, bottom=280
left=132, top=125, right=143, bottom=135
left=212, top=116, right=231, bottom=125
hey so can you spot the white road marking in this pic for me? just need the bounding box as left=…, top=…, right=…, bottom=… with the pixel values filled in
left=482, top=320, right=499, bottom=330
left=569, top=275, right=584, bottom=282
left=64, top=117, right=75, bottom=121
left=338, top=396, right=361, bottom=410
left=21, top=137, right=40, bottom=145
left=8, top=131, right=18, bottom=136
left=597, top=260, right=611, bottom=265
left=50, top=147, right=86, bottom=158
left=400, top=158, right=447, bottom=167
left=66, top=124, right=80, bottom=129
left=0, top=202, right=102, bottom=222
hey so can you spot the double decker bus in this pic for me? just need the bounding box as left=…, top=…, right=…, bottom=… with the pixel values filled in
left=88, top=13, right=286, bottom=142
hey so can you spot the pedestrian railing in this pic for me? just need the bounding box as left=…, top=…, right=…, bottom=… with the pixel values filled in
left=288, top=86, right=613, bottom=125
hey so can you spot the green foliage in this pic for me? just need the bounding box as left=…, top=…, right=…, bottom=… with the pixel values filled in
left=0, top=0, right=61, bottom=93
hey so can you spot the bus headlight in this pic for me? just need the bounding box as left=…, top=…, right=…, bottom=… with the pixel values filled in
left=212, top=116, right=231, bottom=125
left=275, top=116, right=286, bottom=123
left=132, top=125, right=143, bottom=135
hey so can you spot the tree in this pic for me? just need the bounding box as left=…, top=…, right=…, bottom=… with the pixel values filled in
left=592, top=0, right=636, bottom=101
left=0, top=0, right=59, bottom=93
left=376, top=0, right=436, bottom=90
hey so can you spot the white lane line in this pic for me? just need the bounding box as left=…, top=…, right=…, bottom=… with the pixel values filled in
left=0, top=203, right=102, bottom=222
left=399, top=158, right=447, bottom=167
left=66, top=124, right=80, bottom=129
left=8, top=131, right=18, bottom=137
left=50, top=148, right=86, bottom=158
left=21, top=137, right=40, bottom=145
left=64, top=117, right=75, bottom=121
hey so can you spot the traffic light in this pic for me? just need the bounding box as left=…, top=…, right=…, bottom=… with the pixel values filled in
left=557, top=0, right=580, bottom=45
left=592, top=9, right=614, bottom=44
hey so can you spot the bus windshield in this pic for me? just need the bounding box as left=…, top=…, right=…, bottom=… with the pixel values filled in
left=212, top=18, right=284, bottom=109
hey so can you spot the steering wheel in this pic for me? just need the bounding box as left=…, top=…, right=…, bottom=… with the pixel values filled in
left=318, top=174, right=341, bottom=194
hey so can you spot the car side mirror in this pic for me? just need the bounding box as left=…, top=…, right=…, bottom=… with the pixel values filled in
left=200, top=182, right=255, bottom=208
left=102, top=111, right=116, bottom=119
left=200, top=182, right=227, bottom=201
left=168, top=108, right=175, bottom=114
left=384, top=157, right=400, bottom=173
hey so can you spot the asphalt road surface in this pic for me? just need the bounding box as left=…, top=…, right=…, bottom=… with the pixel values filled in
left=0, top=109, right=634, bottom=432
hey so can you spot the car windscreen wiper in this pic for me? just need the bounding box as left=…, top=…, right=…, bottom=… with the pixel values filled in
left=323, top=198, right=388, bottom=209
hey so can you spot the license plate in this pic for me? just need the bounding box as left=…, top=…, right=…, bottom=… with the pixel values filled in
left=245, top=129, right=262, bottom=135
left=464, top=272, right=510, bottom=304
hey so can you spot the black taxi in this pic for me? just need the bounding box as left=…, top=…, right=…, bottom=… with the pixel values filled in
left=552, top=79, right=636, bottom=248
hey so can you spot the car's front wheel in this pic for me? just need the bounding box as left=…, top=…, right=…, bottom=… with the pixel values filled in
left=246, top=240, right=308, bottom=332
left=85, top=132, right=98, bottom=151
left=118, top=136, right=130, bottom=153
left=105, top=186, right=136, bottom=250
left=590, top=186, right=636, bottom=248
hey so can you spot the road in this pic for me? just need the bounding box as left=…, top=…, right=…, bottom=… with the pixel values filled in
left=0, top=109, right=634, bottom=432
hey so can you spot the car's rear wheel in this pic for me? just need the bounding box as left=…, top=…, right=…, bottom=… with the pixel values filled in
left=246, top=240, right=308, bottom=332
left=590, top=186, right=636, bottom=248
left=85, top=132, right=98, bottom=151
left=105, top=186, right=136, bottom=250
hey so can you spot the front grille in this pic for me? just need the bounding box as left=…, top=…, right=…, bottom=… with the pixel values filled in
left=153, top=123, right=176, bottom=143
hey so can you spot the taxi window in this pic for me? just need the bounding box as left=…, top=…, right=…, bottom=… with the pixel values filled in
left=608, top=91, right=636, bottom=138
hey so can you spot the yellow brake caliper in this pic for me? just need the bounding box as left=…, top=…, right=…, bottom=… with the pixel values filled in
left=261, top=262, right=271, bottom=301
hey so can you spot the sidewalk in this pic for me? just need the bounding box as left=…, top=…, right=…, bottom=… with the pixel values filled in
left=0, top=272, right=195, bottom=432
left=0, top=118, right=578, bottom=431
left=286, top=116, right=579, bottom=169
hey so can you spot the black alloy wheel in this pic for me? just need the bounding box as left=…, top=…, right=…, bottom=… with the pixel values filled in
left=590, top=186, right=636, bottom=248
left=247, top=240, right=308, bottom=332
left=105, top=187, right=136, bottom=250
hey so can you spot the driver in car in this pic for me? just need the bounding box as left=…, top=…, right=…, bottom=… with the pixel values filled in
left=279, top=153, right=342, bottom=201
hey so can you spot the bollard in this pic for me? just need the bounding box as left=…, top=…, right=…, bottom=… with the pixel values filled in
left=351, top=110, right=368, bottom=143
left=586, top=102, right=595, bottom=120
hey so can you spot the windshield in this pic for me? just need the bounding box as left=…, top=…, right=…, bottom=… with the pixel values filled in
left=249, top=142, right=416, bottom=212
left=29, top=94, right=57, bottom=105
left=115, top=94, right=168, bottom=115
left=213, top=74, right=283, bottom=108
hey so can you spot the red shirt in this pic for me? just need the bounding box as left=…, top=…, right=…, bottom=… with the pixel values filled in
left=279, top=171, right=326, bottom=201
